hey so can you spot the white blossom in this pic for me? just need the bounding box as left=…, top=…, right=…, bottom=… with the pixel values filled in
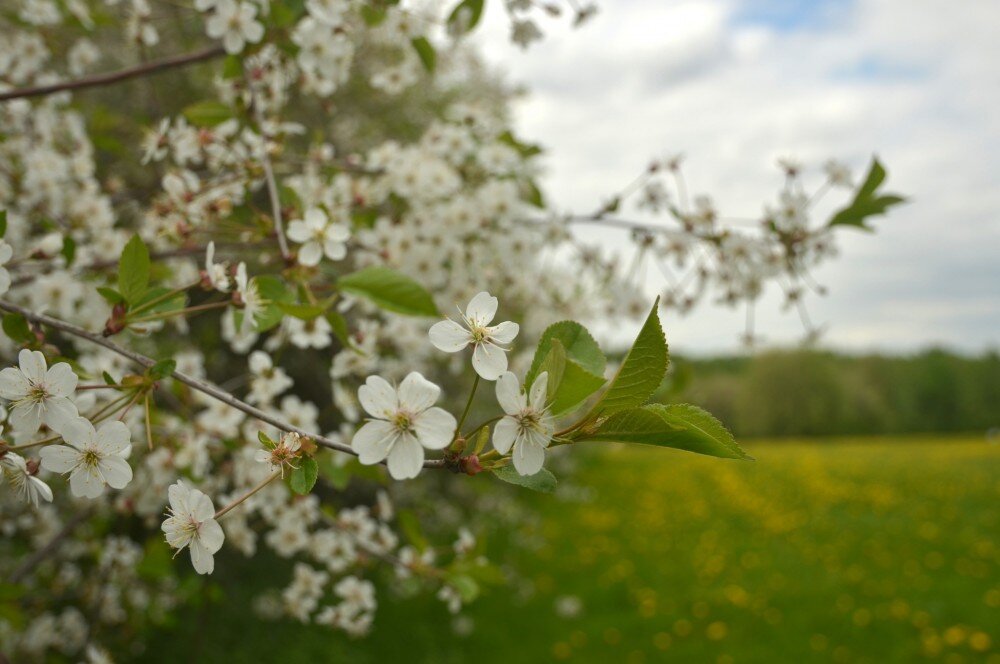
left=429, top=291, right=519, bottom=380
left=39, top=418, right=133, bottom=499
left=0, top=447, right=53, bottom=507
left=351, top=373, right=456, bottom=480
left=493, top=371, right=554, bottom=476
left=161, top=480, right=225, bottom=574
left=205, top=0, right=264, bottom=54
left=287, top=208, right=350, bottom=266
left=0, top=349, right=80, bottom=434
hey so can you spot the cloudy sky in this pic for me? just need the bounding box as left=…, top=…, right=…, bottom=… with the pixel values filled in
left=474, top=0, right=1000, bottom=354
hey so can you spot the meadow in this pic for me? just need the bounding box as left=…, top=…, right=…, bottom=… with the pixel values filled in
left=148, top=436, right=999, bottom=663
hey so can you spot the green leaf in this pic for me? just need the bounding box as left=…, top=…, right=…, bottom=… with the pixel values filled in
left=526, top=321, right=605, bottom=386
left=118, top=235, right=150, bottom=305
left=580, top=403, right=750, bottom=460
left=325, top=310, right=351, bottom=347
left=102, top=371, right=117, bottom=386
left=551, top=360, right=606, bottom=415
left=589, top=299, right=667, bottom=414
left=827, top=157, right=906, bottom=231
left=289, top=457, right=319, bottom=494
left=498, top=130, right=543, bottom=159
left=492, top=463, right=557, bottom=493
left=360, top=4, right=387, bottom=25
left=397, top=509, right=429, bottom=552
left=446, top=574, right=480, bottom=603
left=96, top=286, right=125, bottom=305
left=221, top=55, right=243, bottom=79
left=258, top=431, right=276, bottom=450
left=338, top=266, right=439, bottom=317
left=182, top=101, right=234, bottom=127
left=411, top=37, right=436, bottom=73
left=61, top=236, right=76, bottom=266
left=2, top=314, right=32, bottom=344
left=254, top=275, right=295, bottom=332
left=0, top=210, right=6, bottom=238
left=535, top=338, right=566, bottom=402
left=523, top=179, right=545, bottom=208
left=149, top=358, right=176, bottom=380
left=276, top=301, right=326, bottom=320
left=447, top=0, right=485, bottom=31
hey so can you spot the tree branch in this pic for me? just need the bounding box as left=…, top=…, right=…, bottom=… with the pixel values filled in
left=247, top=72, right=291, bottom=261
left=0, top=46, right=226, bottom=103
left=0, top=300, right=447, bottom=469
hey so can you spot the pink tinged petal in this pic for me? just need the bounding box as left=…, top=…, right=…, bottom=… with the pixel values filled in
left=0, top=367, right=30, bottom=399
left=352, top=420, right=397, bottom=465
left=191, top=491, right=216, bottom=522
left=529, top=372, right=549, bottom=412
left=18, top=349, right=47, bottom=382
left=39, top=444, right=81, bottom=473
left=465, top=291, right=498, bottom=326
left=472, top=343, right=508, bottom=381
left=358, top=376, right=398, bottom=419
left=198, top=518, right=225, bottom=554
left=413, top=407, right=456, bottom=450
left=428, top=320, right=471, bottom=353
left=298, top=241, right=322, bottom=266
left=386, top=434, right=424, bottom=480
left=42, top=398, right=80, bottom=434
left=98, top=456, right=133, bottom=490
left=492, top=416, right=518, bottom=455
left=513, top=439, right=545, bottom=477
left=9, top=403, right=43, bottom=434
left=70, top=465, right=106, bottom=499
left=59, top=416, right=95, bottom=449
left=96, top=420, right=132, bottom=455
left=397, top=372, right=440, bottom=412
left=495, top=371, right=525, bottom=415
left=488, top=321, right=519, bottom=346
left=189, top=539, right=215, bottom=574
left=44, top=362, right=78, bottom=396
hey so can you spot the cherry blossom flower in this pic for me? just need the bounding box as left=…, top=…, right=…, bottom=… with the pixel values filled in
left=428, top=291, right=519, bottom=380
left=287, top=208, right=350, bottom=266
left=351, top=373, right=456, bottom=480
left=39, top=418, right=133, bottom=499
left=205, top=0, right=264, bottom=55
left=493, top=371, right=555, bottom=476
left=161, top=480, right=225, bottom=575
left=0, top=446, right=53, bottom=507
left=256, top=431, right=301, bottom=476
left=204, top=241, right=231, bottom=291
left=0, top=349, right=80, bottom=434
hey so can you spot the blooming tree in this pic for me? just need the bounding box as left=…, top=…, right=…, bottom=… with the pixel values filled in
left=0, top=0, right=903, bottom=660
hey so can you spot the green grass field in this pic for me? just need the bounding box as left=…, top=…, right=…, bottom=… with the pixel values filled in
left=147, top=437, right=1000, bottom=663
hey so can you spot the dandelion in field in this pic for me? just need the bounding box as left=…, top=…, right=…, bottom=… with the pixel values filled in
left=429, top=291, right=519, bottom=380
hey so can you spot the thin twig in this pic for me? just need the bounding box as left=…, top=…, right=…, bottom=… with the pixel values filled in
left=246, top=71, right=291, bottom=261
left=0, top=300, right=446, bottom=469
left=0, top=46, right=226, bottom=103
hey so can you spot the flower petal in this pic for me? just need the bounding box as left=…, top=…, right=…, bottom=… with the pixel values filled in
left=0, top=367, right=29, bottom=399
left=397, top=372, right=440, bottom=413
left=42, top=397, right=80, bottom=434
left=99, top=456, right=133, bottom=490
left=492, top=416, right=518, bottom=455
left=352, top=420, right=397, bottom=465
left=18, top=349, right=47, bottom=383
left=413, top=407, right=456, bottom=450
left=428, top=320, right=471, bottom=353
left=386, top=434, right=424, bottom=480
left=45, top=362, right=78, bottom=396
left=191, top=490, right=216, bottom=522
left=298, top=241, right=322, bottom=266
left=472, top=342, right=508, bottom=381
left=58, top=416, right=95, bottom=449
left=513, top=439, right=545, bottom=476
left=9, top=403, right=43, bottom=435
left=70, top=465, right=105, bottom=499
left=96, top=420, right=132, bottom=455
left=465, top=291, right=498, bottom=326
left=358, top=376, right=398, bottom=419
left=495, top=371, right=525, bottom=415
left=489, top=320, right=519, bottom=346
left=529, top=372, right=548, bottom=411
left=198, top=518, right=225, bottom=554
left=189, top=539, right=215, bottom=574
left=39, top=444, right=81, bottom=474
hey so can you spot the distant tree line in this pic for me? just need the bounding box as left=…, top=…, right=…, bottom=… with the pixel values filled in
left=661, top=348, right=1000, bottom=437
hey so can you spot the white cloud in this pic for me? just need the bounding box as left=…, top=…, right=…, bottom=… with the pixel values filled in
left=476, top=0, right=1000, bottom=352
